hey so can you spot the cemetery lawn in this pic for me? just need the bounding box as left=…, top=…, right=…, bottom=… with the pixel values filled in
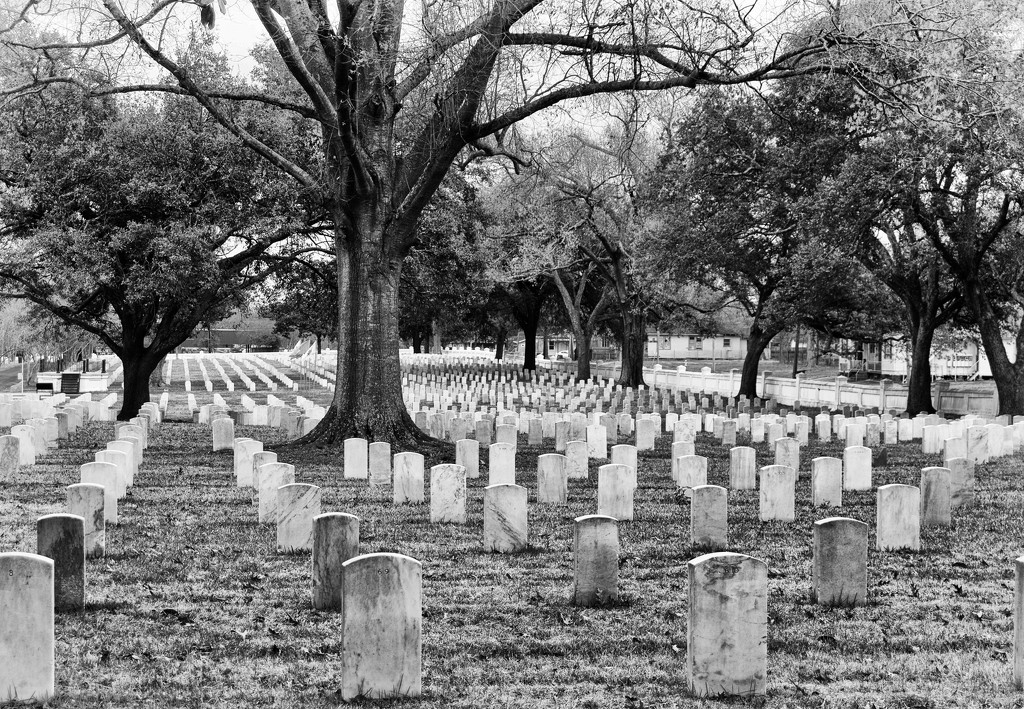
left=2, top=415, right=1022, bottom=708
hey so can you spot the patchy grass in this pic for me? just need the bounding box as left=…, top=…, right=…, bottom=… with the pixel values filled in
left=1, top=407, right=1023, bottom=708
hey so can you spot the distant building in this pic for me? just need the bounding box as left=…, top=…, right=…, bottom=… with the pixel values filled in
left=647, top=331, right=749, bottom=360
left=179, top=316, right=283, bottom=352
left=837, top=333, right=1014, bottom=380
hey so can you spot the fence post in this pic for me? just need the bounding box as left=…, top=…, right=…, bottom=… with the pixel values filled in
left=834, top=375, right=847, bottom=411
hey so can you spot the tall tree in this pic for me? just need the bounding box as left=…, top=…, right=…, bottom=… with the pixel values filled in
left=2, top=0, right=970, bottom=443
left=809, top=9, right=1024, bottom=414
left=819, top=148, right=964, bottom=413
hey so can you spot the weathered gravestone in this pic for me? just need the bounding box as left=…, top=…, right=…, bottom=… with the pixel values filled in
left=527, top=417, right=543, bottom=446
left=671, top=441, right=696, bottom=483
left=882, top=419, right=898, bottom=445
left=572, top=515, right=619, bottom=607
left=537, top=454, right=568, bottom=504
left=36, top=514, right=85, bottom=612
left=0, top=553, right=54, bottom=701
left=340, top=553, right=422, bottom=700
left=690, top=485, right=728, bottom=550
left=876, top=484, right=921, bottom=551
left=721, top=419, right=737, bottom=447
left=251, top=451, right=278, bottom=488
left=495, top=423, right=517, bottom=447
left=986, top=423, right=1004, bottom=458
left=66, top=483, right=105, bottom=559
left=258, top=462, right=296, bottom=523
left=610, top=444, right=637, bottom=483
left=597, top=464, right=633, bottom=521
left=813, top=517, right=868, bottom=606
left=843, top=446, right=872, bottom=491
left=844, top=422, right=866, bottom=448
left=475, top=419, right=492, bottom=445
left=120, top=432, right=145, bottom=474
left=729, top=447, right=756, bottom=490
left=368, top=442, right=392, bottom=487
left=947, top=457, right=974, bottom=507
left=676, top=455, right=708, bottom=498
left=79, top=462, right=118, bottom=524
left=483, top=484, right=528, bottom=553
left=455, top=439, right=480, bottom=479
left=774, top=438, right=800, bottom=477
left=815, top=414, right=832, bottom=442
left=749, top=418, right=765, bottom=444
left=565, top=440, right=588, bottom=480
left=811, top=457, right=842, bottom=508
left=966, top=425, right=989, bottom=465
left=277, top=483, right=321, bottom=552
left=393, top=452, right=425, bottom=505
left=586, top=424, right=608, bottom=460
left=897, top=418, right=914, bottom=443
left=943, top=437, right=967, bottom=465
left=687, top=552, right=767, bottom=697
left=233, top=438, right=263, bottom=487
left=488, top=442, right=516, bottom=486
left=429, top=464, right=466, bottom=523
left=311, top=512, right=359, bottom=611
left=11, top=425, right=35, bottom=465
left=344, top=438, right=369, bottom=479
left=920, top=467, right=951, bottom=527
left=554, top=420, right=569, bottom=452
left=0, top=435, right=19, bottom=480
left=636, top=417, right=657, bottom=450
left=94, top=450, right=129, bottom=498
left=212, top=417, right=234, bottom=452
left=759, top=465, right=796, bottom=522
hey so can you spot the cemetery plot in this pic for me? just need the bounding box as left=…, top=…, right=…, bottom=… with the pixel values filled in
left=0, top=373, right=1023, bottom=706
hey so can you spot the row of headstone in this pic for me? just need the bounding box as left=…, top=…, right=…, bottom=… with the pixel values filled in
left=0, top=393, right=123, bottom=478
left=0, top=400, right=164, bottom=700
left=222, top=434, right=423, bottom=699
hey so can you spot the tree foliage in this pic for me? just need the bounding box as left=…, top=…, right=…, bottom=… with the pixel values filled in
left=640, top=84, right=888, bottom=397
left=0, top=53, right=310, bottom=417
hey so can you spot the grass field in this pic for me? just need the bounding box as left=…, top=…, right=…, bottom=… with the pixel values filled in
left=2, top=395, right=1023, bottom=708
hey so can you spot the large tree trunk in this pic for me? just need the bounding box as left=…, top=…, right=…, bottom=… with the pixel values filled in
left=297, top=227, right=430, bottom=448
left=411, top=331, right=423, bottom=354
left=969, top=283, right=1024, bottom=415
left=431, top=319, right=443, bottom=354
left=576, top=332, right=593, bottom=381
left=738, top=325, right=777, bottom=400
left=617, top=310, right=646, bottom=387
left=118, top=350, right=161, bottom=420
left=905, top=322, right=937, bottom=415
left=506, top=280, right=550, bottom=372
left=522, top=320, right=538, bottom=371
left=494, top=326, right=507, bottom=360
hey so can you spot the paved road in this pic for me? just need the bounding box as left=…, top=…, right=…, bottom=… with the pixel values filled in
left=0, top=363, right=23, bottom=391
